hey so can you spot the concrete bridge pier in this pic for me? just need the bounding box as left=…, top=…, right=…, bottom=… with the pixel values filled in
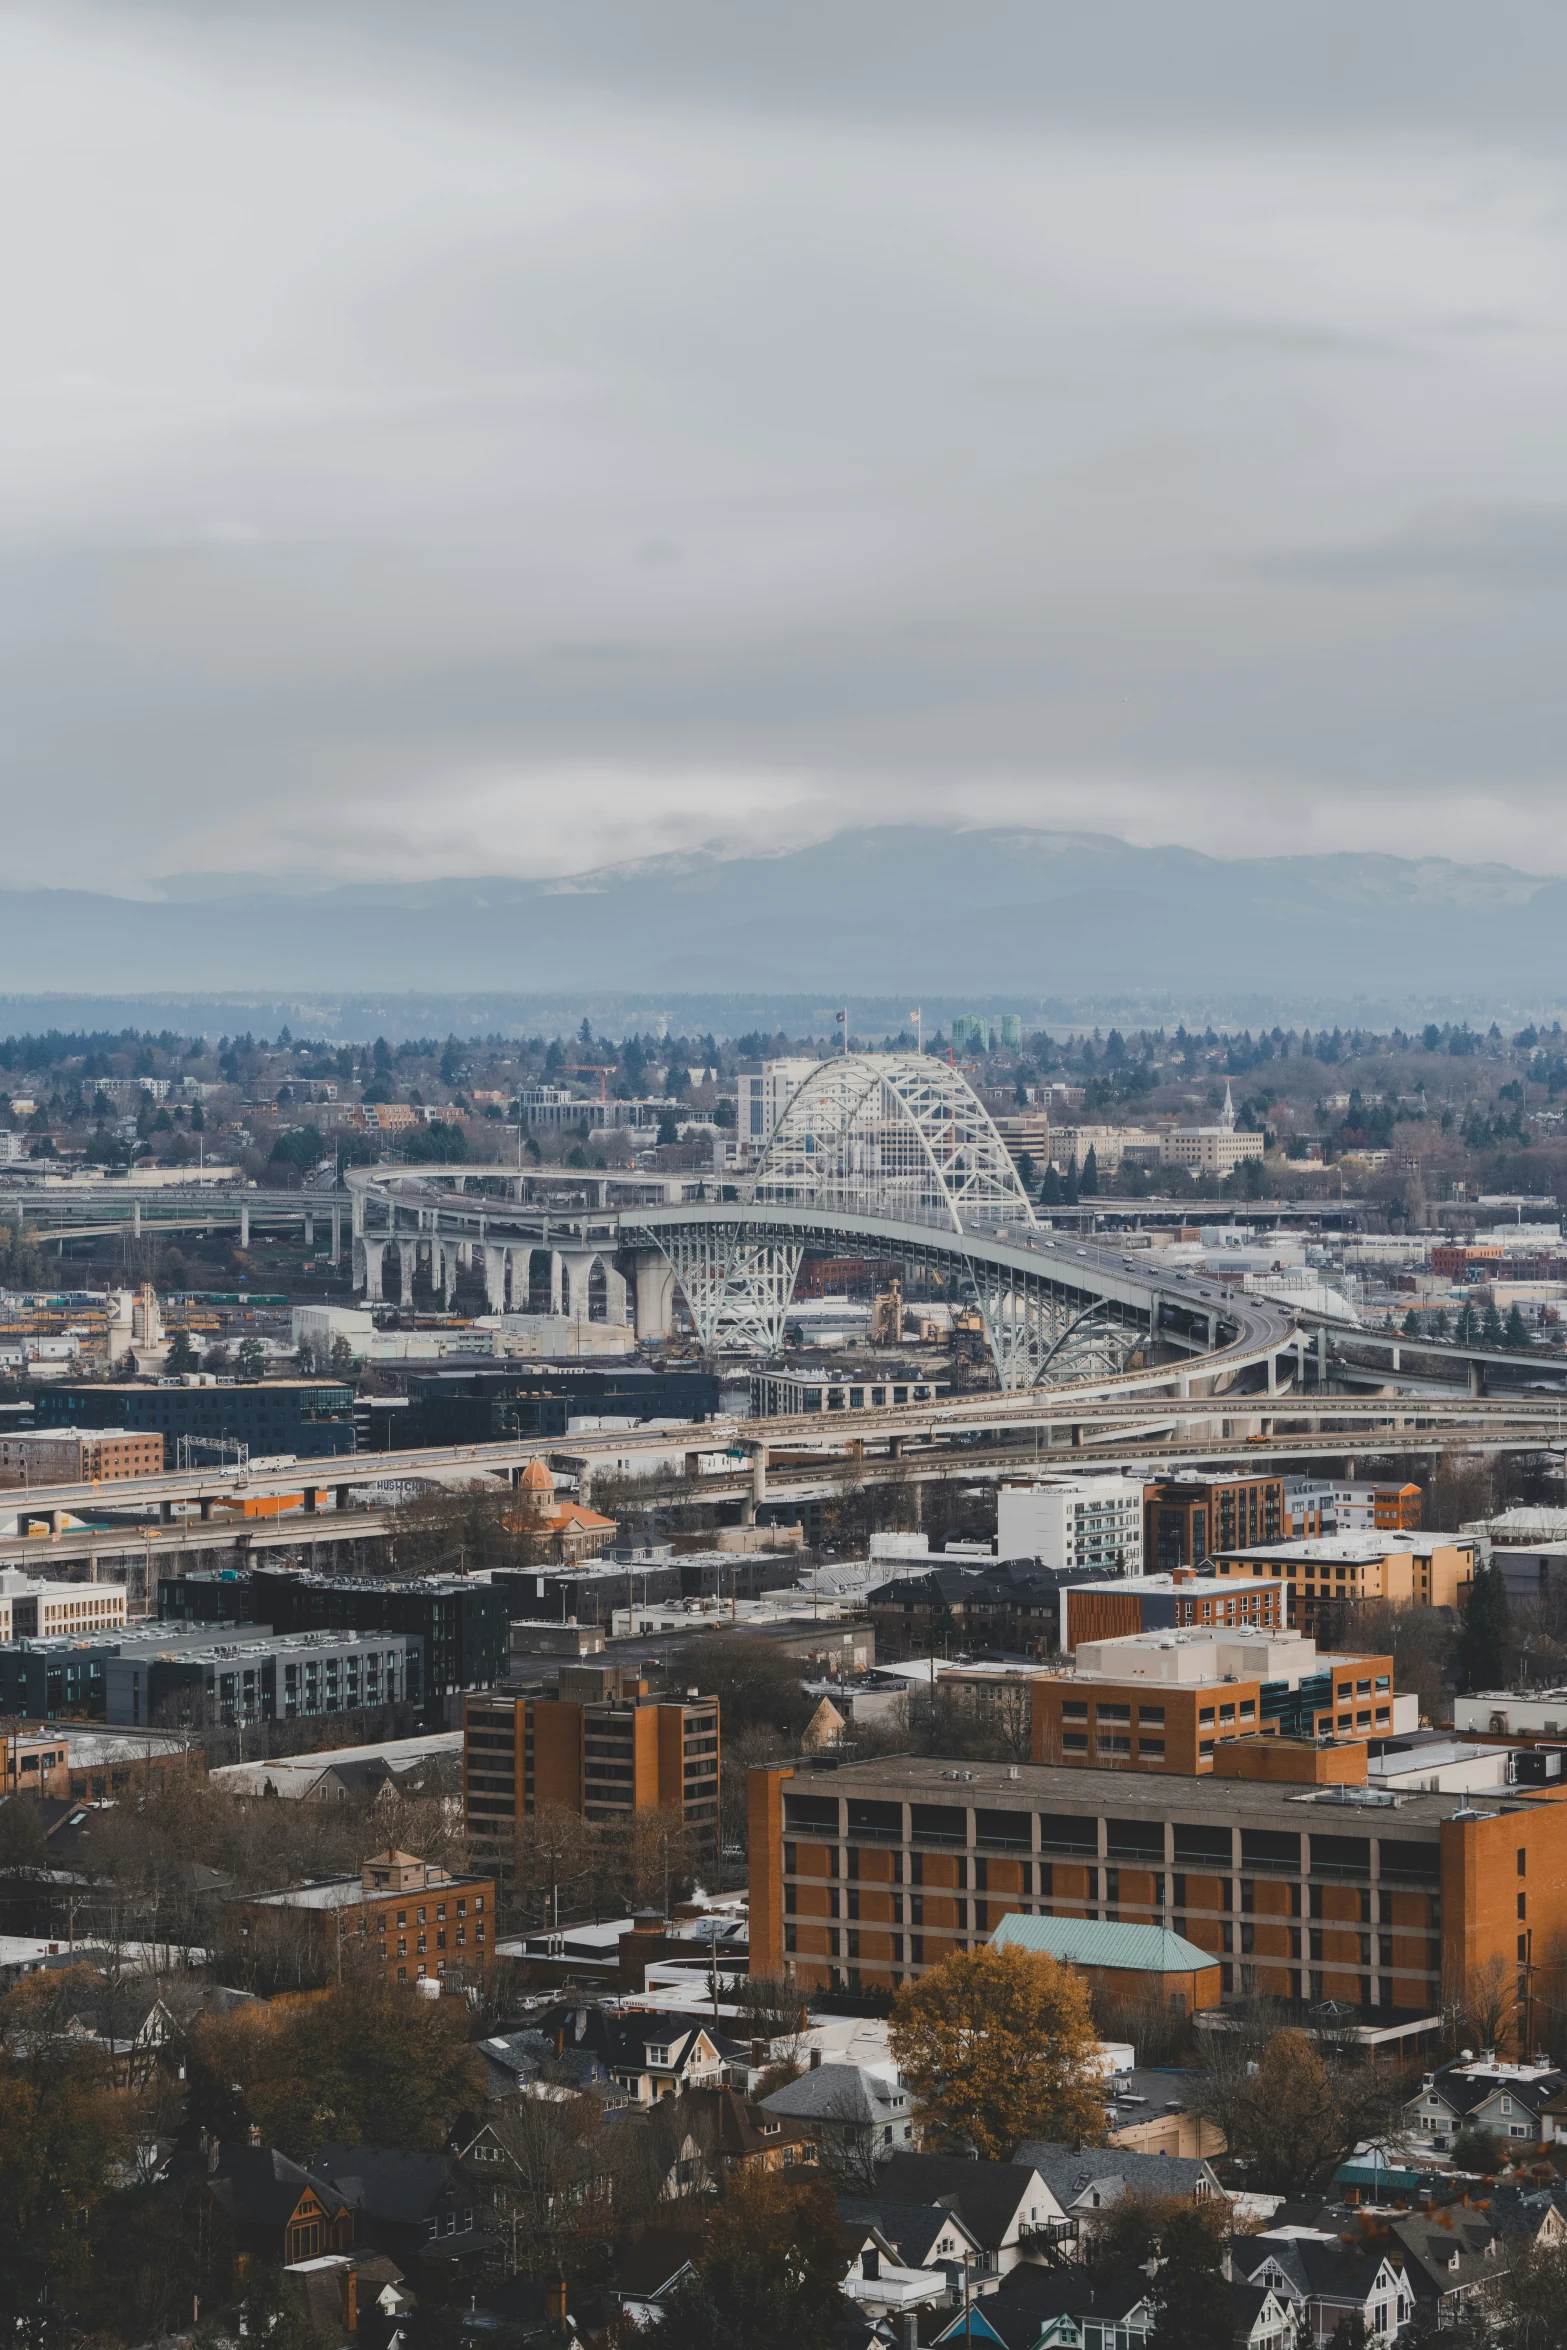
left=361, top=1238, right=382, bottom=1301
left=303, top=1213, right=314, bottom=1249
left=240, top=1204, right=250, bottom=1250
left=632, top=1251, right=676, bottom=1342
left=397, top=1239, right=416, bottom=1308
left=331, top=1202, right=342, bottom=1263
left=484, top=1244, right=507, bottom=1313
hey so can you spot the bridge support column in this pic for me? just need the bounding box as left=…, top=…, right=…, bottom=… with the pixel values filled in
left=331, top=1203, right=342, bottom=1263
left=484, top=1245, right=507, bottom=1312
left=633, top=1252, right=676, bottom=1342
left=240, top=1204, right=250, bottom=1250
left=1470, top=1358, right=1486, bottom=1399
left=1317, top=1327, right=1327, bottom=1387
left=133, top=1201, right=141, bottom=1237
left=199, top=1497, right=213, bottom=1522
left=1391, top=1344, right=1401, bottom=1373
left=304, top=1214, right=314, bottom=1250
left=443, top=1246, right=457, bottom=1308
left=362, top=1239, right=382, bottom=1301
left=550, top=1252, right=565, bottom=1315
left=352, top=1188, right=366, bottom=1242
left=1267, top=1350, right=1277, bottom=1397
left=397, top=1240, right=415, bottom=1308
left=160, top=1499, right=173, bottom=1524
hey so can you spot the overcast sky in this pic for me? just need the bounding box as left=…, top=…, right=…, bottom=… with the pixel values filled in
left=7, top=1, right=1567, bottom=894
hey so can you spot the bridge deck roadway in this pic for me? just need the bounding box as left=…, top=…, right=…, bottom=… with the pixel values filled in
left=0, top=1508, right=395, bottom=1575
left=2, top=1393, right=1559, bottom=1531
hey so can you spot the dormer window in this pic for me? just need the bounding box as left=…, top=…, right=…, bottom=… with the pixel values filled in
left=647, top=2046, right=671, bottom=2067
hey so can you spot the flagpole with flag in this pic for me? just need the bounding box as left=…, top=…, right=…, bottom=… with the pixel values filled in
left=836, top=1007, right=848, bottom=1055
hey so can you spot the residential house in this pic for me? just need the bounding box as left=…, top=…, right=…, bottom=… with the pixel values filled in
left=876, top=2153, right=1073, bottom=2284
left=1014, top=2142, right=1224, bottom=2228
left=648, top=2084, right=818, bottom=2195
left=929, top=2261, right=1159, bottom=2349
left=1390, top=2211, right=1511, bottom=2332
left=759, top=2058, right=920, bottom=2172
left=283, top=2251, right=412, bottom=2350
left=837, top=2194, right=984, bottom=2308
left=309, top=2146, right=481, bottom=2266
left=1232, top=2229, right=1416, bottom=2344
left=527, top=2003, right=731, bottom=2105
left=168, top=2139, right=356, bottom=2266
left=1404, top=2060, right=1567, bottom=2155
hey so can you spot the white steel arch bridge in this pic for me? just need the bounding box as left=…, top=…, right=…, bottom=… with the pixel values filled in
left=348, top=1055, right=1295, bottom=1394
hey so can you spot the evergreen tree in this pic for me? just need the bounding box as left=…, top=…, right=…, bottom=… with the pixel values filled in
left=1148, top=2207, right=1232, bottom=2350
left=1064, top=1155, right=1080, bottom=1206
left=1455, top=1300, right=1477, bottom=1345
left=1431, top=1307, right=1449, bottom=1339
left=1505, top=1303, right=1530, bottom=1350
left=1402, top=1308, right=1421, bottom=1337
left=1080, top=1146, right=1099, bottom=1197
left=1041, top=1165, right=1064, bottom=1207
left=1481, top=1301, right=1505, bottom=1347
left=1017, top=1151, right=1036, bottom=1191
left=165, top=1328, right=197, bottom=1376
left=1455, top=1559, right=1511, bottom=1692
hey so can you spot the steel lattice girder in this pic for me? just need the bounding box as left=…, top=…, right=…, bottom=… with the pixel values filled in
left=751, top=1054, right=1035, bottom=1235
left=962, top=1256, right=1142, bottom=1391
left=650, top=1225, right=805, bottom=1355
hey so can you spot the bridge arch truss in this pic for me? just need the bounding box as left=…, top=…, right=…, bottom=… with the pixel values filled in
left=751, top=1054, right=1034, bottom=1234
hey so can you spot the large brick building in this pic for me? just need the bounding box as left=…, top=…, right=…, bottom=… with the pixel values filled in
left=1142, top=1475, right=1286, bottom=1571
left=229, top=1846, right=496, bottom=1989
left=464, top=1666, right=719, bottom=1855
left=1212, top=1534, right=1475, bottom=1639
left=1030, top=1628, right=1403, bottom=1774
left=749, top=1750, right=1567, bottom=2034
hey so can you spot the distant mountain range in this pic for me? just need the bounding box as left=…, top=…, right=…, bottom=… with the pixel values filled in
left=4, top=829, right=1565, bottom=1032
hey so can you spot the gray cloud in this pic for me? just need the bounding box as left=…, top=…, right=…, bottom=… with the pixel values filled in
left=6, top=2, right=1567, bottom=889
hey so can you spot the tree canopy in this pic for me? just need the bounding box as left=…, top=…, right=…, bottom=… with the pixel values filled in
left=889, top=1943, right=1103, bottom=2158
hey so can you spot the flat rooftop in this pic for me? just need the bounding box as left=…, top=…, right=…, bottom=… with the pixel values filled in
left=782, top=1751, right=1535, bottom=1827
left=1215, top=1534, right=1475, bottom=1563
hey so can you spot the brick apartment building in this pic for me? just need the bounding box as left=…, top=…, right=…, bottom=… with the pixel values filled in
left=1030, top=1628, right=1399, bottom=1775
left=229, top=1847, right=496, bottom=1989
left=0, top=1571, right=127, bottom=1642
left=750, top=1748, right=1567, bottom=2029
left=0, top=1429, right=163, bottom=1486
left=464, top=1665, right=719, bottom=1855
left=1212, top=1534, right=1475, bottom=1639
left=1061, top=1569, right=1283, bottom=1653
left=1142, top=1475, right=1286, bottom=1570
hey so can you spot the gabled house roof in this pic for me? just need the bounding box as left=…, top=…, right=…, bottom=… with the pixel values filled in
left=1235, top=2232, right=1407, bottom=2312
left=836, top=2194, right=981, bottom=2272
left=936, top=2261, right=1157, bottom=2350
left=172, top=2143, right=353, bottom=2233
left=876, top=2153, right=1057, bottom=2249
left=311, top=2145, right=459, bottom=2224
left=1391, top=2212, right=1507, bottom=2303
left=761, top=2062, right=908, bottom=2128
left=1014, top=2142, right=1221, bottom=2210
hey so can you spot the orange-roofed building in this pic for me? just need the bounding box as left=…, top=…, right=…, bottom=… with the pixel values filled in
left=504, top=1456, right=616, bottom=1562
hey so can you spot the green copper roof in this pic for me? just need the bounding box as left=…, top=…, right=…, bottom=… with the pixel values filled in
left=990, top=1913, right=1218, bottom=1973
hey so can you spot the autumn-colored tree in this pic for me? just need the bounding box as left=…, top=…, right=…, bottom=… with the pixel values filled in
left=1228, top=2030, right=1344, bottom=2194
left=659, top=2167, right=845, bottom=2350
left=186, top=1979, right=483, bottom=2158
left=0, top=1968, right=129, bottom=2327
left=889, top=1944, right=1104, bottom=2158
